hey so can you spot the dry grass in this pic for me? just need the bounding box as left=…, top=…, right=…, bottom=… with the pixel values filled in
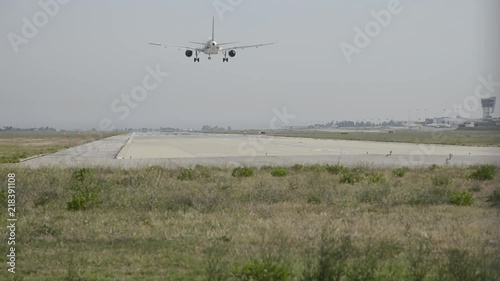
left=220, top=129, right=500, bottom=147
left=0, top=164, right=499, bottom=280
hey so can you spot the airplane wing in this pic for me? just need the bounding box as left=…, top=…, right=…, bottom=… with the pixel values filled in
left=149, top=43, right=203, bottom=52
left=219, top=42, right=275, bottom=51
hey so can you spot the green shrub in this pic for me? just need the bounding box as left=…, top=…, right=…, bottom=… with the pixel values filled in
left=233, top=259, right=291, bottom=281
left=72, top=168, right=94, bottom=182
left=232, top=167, right=254, bottom=178
left=366, top=172, right=384, bottom=184
left=66, top=189, right=100, bottom=211
left=392, top=167, right=409, bottom=178
left=449, top=191, right=474, bottom=206
left=431, top=175, right=452, bottom=187
left=339, top=170, right=363, bottom=184
left=271, top=168, right=288, bottom=177
left=177, top=168, right=196, bottom=181
left=66, top=169, right=101, bottom=211
left=326, top=164, right=347, bottom=175
left=467, top=164, right=496, bottom=181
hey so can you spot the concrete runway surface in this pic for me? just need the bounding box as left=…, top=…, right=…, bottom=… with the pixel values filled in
left=19, top=132, right=500, bottom=168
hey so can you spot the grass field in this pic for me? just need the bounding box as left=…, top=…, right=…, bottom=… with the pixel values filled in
left=1, top=164, right=499, bottom=280
left=221, top=129, right=500, bottom=147
left=0, top=131, right=124, bottom=164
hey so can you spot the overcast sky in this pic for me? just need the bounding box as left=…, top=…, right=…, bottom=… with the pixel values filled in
left=1, top=0, right=499, bottom=130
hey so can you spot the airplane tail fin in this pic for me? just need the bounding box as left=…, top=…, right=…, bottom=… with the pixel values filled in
left=212, top=17, right=215, bottom=40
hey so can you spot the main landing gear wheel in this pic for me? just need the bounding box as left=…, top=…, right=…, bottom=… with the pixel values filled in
left=208, top=56, right=212, bottom=60
left=194, top=58, right=200, bottom=62
left=223, top=58, right=229, bottom=62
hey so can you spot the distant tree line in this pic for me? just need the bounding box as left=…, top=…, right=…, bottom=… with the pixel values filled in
left=0, top=126, right=57, bottom=131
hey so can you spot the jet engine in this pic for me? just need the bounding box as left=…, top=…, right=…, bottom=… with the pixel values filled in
left=185, top=50, right=193, bottom=57
left=229, top=50, right=236, bottom=57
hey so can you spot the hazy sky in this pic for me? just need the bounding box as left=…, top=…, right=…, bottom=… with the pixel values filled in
left=1, top=0, right=499, bottom=130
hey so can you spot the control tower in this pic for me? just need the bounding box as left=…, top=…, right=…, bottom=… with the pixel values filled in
left=481, top=97, right=496, bottom=119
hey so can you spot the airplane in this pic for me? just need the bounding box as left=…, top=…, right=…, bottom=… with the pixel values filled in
left=149, top=17, right=275, bottom=62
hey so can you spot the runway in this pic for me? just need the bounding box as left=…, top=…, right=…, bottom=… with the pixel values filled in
left=19, top=132, right=500, bottom=168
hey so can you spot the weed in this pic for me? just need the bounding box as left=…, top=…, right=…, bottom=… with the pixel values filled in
left=392, top=167, right=409, bottom=178
left=0, top=155, right=20, bottom=164
left=271, top=168, right=289, bottom=177
left=339, top=170, right=363, bottom=184
left=406, top=239, right=432, bottom=281
left=66, top=168, right=101, bottom=211
left=233, top=258, right=291, bottom=281
left=291, top=164, right=305, bottom=171
left=487, top=187, right=500, bottom=208
left=431, top=175, right=452, bottom=187
left=449, top=191, right=474, bottom=206
left=467, top=164, right=496, bottom=181
left=437, top=249, right=494, bottom=281
left=34, top=190, right=59, bottom=207
left=72, top=168, right=94, bottom=182
left=408, top=185, right=450, bottom=206
left=302, top=234, right=352, bottom=281
left=326, top=164, right=347, bottom=175
left=232, top=167, right=254, bottom=178
left=177, top=168, right=196, bottom=181
left=428, top=164, right=439, bottom=171
left=307, top=194, right=322, bottom=205
left=357, top=186, right=390, bottom=204
left=0, top=189, right=6, bottom=206
left=205, top=243, right=228, bottom=281
left=366, top=172, right=384, bottom=184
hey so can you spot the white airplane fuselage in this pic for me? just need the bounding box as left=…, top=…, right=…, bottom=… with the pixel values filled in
left=204, top=40, right=219, bottom=55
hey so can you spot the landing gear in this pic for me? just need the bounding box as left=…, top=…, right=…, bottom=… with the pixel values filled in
left=222, top=51, right=229, bottom=62
left=208, top=55, right=212, bottom=60
left=194, top=51, right=200, bottom=62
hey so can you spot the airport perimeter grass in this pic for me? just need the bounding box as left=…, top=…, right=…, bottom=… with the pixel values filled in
left=222, top=129, right=500, bottom=147
left=1, top=164, right=499, bottom=280
left=0, top=131, right=124, bottom=164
